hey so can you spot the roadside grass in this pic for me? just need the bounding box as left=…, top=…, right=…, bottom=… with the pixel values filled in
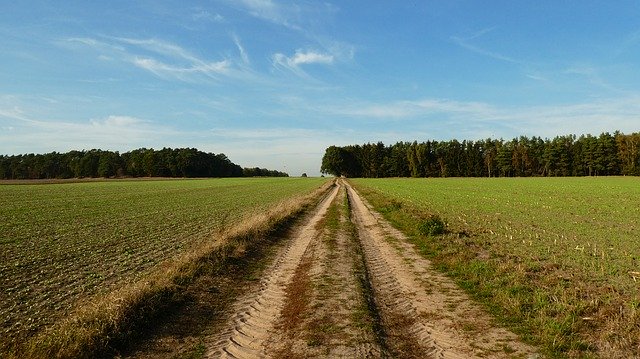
left=2, top=179, right=332, bottom=359
left=350, top=177, right=640, bottom=358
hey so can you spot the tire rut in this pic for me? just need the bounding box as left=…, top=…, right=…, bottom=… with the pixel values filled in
left=207, top=184, right=340, bottom=358
left=206, top=180, right=538, bottom=358
left=268, top=182, right=382, bottom=358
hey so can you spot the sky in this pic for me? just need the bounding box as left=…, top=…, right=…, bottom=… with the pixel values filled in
left=1, top=1, right=640, bottom=176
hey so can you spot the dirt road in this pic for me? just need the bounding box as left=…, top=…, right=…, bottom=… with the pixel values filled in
left=208, top=180, right=538, bottom=358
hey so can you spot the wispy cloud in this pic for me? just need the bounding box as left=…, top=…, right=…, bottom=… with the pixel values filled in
left=232, top=33, right=250, bottom=65
left=65, top=37, right=125, bottom=53
left=564, top=64, right=625, bottom=94
left=333, top=98, right=496, bottom=119
left=201, top=127, right=349, bottom=174
left=451, top=36, right=519, bottom=64
left=132, top=57, right=230, bottom=80
left=208, top=127, right=323, bottom=140
left=233, top=0, right=301, bottom=30
left=272, top=49, right=334, bottom=77
left=0, top=105, right=34, bottom=123
left=115, top=37, right=233, bottom=80
left=290, top=50, right=333, bottom=65
left=65, top=36, right=249, bottom=82
left=0, top=111, right=178, bottom=153
left=192, top=9, right=224, bottom=22
left=450, top=27, right=522, bottom=65
left=525, top=73, right=548, bottom=82
left=328, top=95, right=640, bottom=139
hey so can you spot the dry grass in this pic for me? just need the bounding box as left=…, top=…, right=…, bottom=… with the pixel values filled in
left=7, top=181, right=334, bottom=359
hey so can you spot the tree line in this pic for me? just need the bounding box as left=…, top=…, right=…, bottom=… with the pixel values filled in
left=0, top=148, right=288, bottom=180
left=321, top=131, right=640, bottom=178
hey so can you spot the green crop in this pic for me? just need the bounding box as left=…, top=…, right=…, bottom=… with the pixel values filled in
left=351, top=177, right=640, bottom=357
left=0, top=177, right=327, bottom=346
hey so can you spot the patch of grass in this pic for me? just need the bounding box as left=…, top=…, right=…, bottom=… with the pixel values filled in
left=279, top=259, right=313, bottom=337
left=306, top=314, right=338, bottom=347
left=350, top=177, right=640, bottom=358
left=417, top=215, right=446, bottom=236
left=178, top=338, right=207, bottom=359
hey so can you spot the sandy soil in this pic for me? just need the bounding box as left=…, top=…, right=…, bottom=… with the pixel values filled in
left=206, top=183, right=341, bottom=358
left=124, top=180, right=539, bottom=358
left=204, top=180, right=539, bottom=358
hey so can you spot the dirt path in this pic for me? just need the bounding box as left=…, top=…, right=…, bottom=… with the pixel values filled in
left=203, top=180, right=538, bottom=358
left=207, top=183, right=342, bottom=358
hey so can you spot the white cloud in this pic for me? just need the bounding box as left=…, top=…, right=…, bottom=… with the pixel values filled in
left=232, top=33, right=250, bottom=65
left=192, top=10, right=224, bottom=22
left=92, top=115, right=148, bottom=127
left=208, top=127, right=322, bottom=140
left=451, top=35, right=519, bottom=64
left=333, top=98, right=496, bottom=119
left=115, top=38, right=197, bottom=62
left=450, top=27, right=524, bottom=66
left=563, top=64, right=624, bottom=93
left=201, top=127, right=343, bottom=175
left=526, top=73, right=547, bottom=82
left=328, top=95, right=640, bottom=139
left=65, top=36, right=247, bottom=82
left=64, top=37, right=125, bottom=53
left=234, top=0, right=300, bottom=30
left=0, top=109, right=177, bottom=154
left=290, top=50, right=333, bottom=65
left=0, top=105, right=38, bottom=124
left=272, top=49, right=334, bottom=77
left=132, top=56, right=230, bottom=80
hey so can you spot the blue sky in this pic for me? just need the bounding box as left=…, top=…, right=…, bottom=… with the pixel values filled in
left=1, top=1, right=640, bottom=176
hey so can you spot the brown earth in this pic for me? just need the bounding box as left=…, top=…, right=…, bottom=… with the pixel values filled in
left=123, top=180, right=540, bottom=358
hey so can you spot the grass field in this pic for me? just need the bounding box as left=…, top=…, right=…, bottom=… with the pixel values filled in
left=0, top=177, right=327, bottom=352
left=351, top=177, right=640, bottom=358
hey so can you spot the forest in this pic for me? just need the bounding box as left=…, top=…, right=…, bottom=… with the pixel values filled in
left=321, top=131, right=640, bottom=178
left=0, top=147, right=288, bottom=180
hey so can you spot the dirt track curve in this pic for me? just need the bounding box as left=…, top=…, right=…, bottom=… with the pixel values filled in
left=206, top=180, right=538, bottom=358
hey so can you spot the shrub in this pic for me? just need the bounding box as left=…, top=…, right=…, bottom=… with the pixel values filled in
left=417, top=215, right=446, bottom=236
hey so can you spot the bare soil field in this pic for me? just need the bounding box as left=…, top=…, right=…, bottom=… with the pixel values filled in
left=125, top=180, right=538, bottom=358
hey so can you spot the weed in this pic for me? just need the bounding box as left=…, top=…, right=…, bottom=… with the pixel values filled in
left=417, top=215, right=446, bottom=236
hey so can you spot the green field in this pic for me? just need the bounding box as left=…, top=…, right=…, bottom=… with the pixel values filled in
left=351, top=177, right=640, bottom=357
left=0, top=177, right=327, bottom=347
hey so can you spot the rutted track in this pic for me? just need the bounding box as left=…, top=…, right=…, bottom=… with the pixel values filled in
left=208, top=184, right=341, bottom=357
left=204, top=179, right=538, bottom=358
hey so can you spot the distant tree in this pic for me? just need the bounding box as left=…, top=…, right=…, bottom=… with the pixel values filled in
left=318, top=131, right=640, bottom=179
left=496, top=141, right=513, bottom=177
left=243, top=167, right=288, bottom=177
left=301, top=173, right=307, bottom=177
left=597, top=132, right=620, bottom=175
left=97, top=151, right=122, bottom=177
left=321, top=146, right=352, bottom=177
left=0, top=147, right=266, bottom=180
left=617, top=132, right=640, bottom=175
